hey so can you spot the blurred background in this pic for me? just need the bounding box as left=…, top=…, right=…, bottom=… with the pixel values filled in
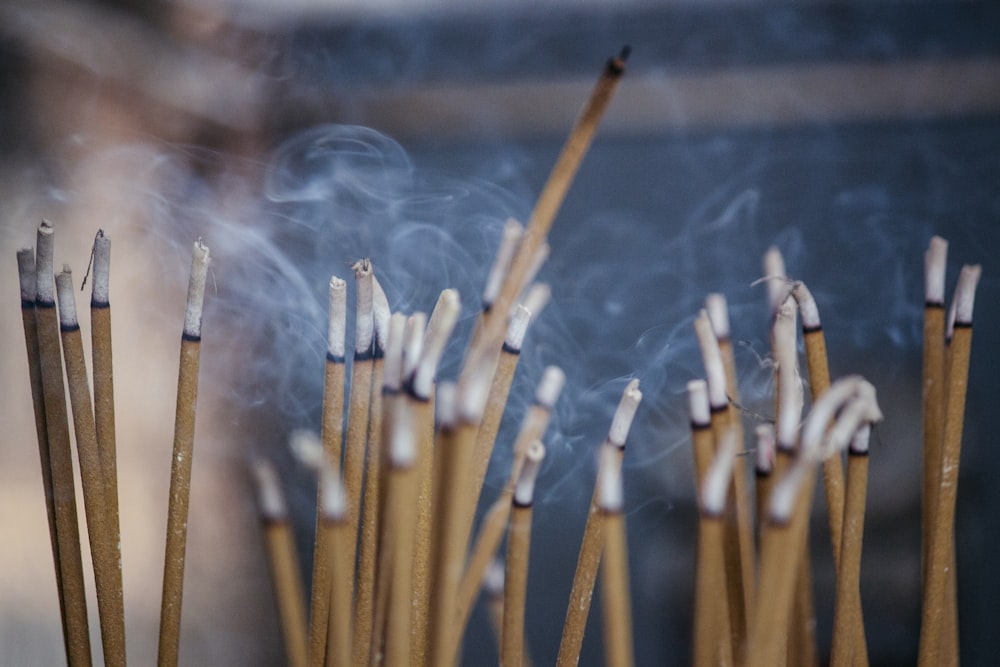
left=1, top=1, right=998, bottom=665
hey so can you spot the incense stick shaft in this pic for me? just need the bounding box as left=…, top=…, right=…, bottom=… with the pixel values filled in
left=325, top=516, right=352, bottom=667
left=601, top=509, right=634, bottom=667
left=830, top=452, right=870, bottom=667
left=694, top=513, right=733, bottom=667
left=263, top=518, right=308, bottom=667
left=501, top=504, right=533, bottom=667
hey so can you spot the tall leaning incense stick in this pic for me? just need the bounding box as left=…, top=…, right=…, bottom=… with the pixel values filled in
left=308, top=276, right=346, bottom=667
left=34, top=223, right=92, bottom=667
left=17, top=248, right=69, bottom=657
left=252, top=460, right=308, bottom=667
left=57, top=267, right=127, bottom=667
left=919, top=264, right=981, bottom=667
left=598, top=445, right=635, bottom=667
left=158, top=239, right=210, bottom=667
left=501, top=440, right=545, bottom=667
left=89, top=231, right=123, bottom=611
left=921, top=237, right=947, bottom=582
left=556, top=379, right=642, bottom=667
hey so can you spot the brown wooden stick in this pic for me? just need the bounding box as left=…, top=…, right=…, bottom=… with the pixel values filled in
left=89, top=231, right=123, bottom=619
left=501, top=442, right=545, bottom=667
left=34, top=224, right=92, bottom=667
left=17, top=248, right=71, bottom=658
left=308, top=276, right=346, bottom=667
left=556, top=380, right=641, bottom=667
left=687, top=380, right=714, bottom=489
left=57, top=268, right=127, bottom=667
left=919, top=264, right=980, bottom=666
left=158, top=240, right=210, bottom=667
left=455, top=366, right=564, bottom=638
left=598, top=445, right=634, bottom=667
left=253, top=460, right=308, bottom=667
left=830, top=427, right=871, bottom=667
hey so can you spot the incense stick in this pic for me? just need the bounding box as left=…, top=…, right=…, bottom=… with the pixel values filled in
left=57, top=267, right=127, bottom=667
left=830, top=425, right=872, bottom=667
left=456, top=366, right=565, bottom=638
left=556, top=379, right=641, bottom=667
left=17, top=248, right=70, bottom=658
left=598, top=445, right=635, bottom=667
left=501, top=441, right=545, bottom=667
left=158, top=239, right=210, bottom=667
left=252, top=460, right=308, bottom=667
left=921, top=237, right=947, bottom=588
left=687, top=379, right=714, bottom=488
left=753, top=424, right=776, bottom=539
left=307, top=276, right=346, bottom=667
left=89, top=231, right=122, bottom=615
left=919, top=264, right=981, bottom=667
left=34, top=223, right=92, bottom=667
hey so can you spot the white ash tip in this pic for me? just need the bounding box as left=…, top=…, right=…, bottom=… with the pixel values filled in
left=55, top=267, right=78, bottom=327
left=705, top=293, right=731, bottom=339
left=535, top=366, right=566, bottom=410
left=597, top=444, right=624, bottom=512
left=686, top=379, right=710, bottom=427
left=289, top=430, right=324, bottom=467
left=38, top=220, right=54, bottom=236
left=792, top=281, right=821, bottom=330
left=513, top=440, right=546, bottom=506
left=504, top=304, right=532, bottom=351
left=953, top=264, right=982, bottom=325
left=694, top=310, right=728, bottom=409
left=183, top=240, right=211, bottom=338
left=800, top=375, right=866, bottom=458
left=519, top=282, right=551, bottom=318
left=763, top=245, right=788, bottom=310
left=483, top=558, right=506, bottom=596
left=327, top=276, right=348, bottom=359
left=413, top=289, right=461, bottom=398
left=17, top=248, right=36, bottom=302
left=457, top=352, right=494, bottom=423
left=35, top=223, right=56, bottom=303
left=482, top=218, right=524, bottom=307
left=924, top=236, right=949, bottom=305
left=700, top=426, right=737, bottom=515
left=92, top=233, right=111, bottom=305
left=755, top=423, right=776, bottom=473
left=608, top=378, right=642, bottom=447
left=849, top=424, right=872, bottom=455
left=436, top=382, right=458, bottom=429
left=768, top=459, right=807, bottom=523
left=390, top=404, right=417, bottom=467
left=382, top=312, right=408, bottom=392
left=353, top=258, right=375, bottom=351
left=252, top=459, right=288, bottom=521
left=401, top=312, right=427, bottom=382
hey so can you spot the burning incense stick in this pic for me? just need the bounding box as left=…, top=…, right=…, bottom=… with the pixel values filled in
left=89, top=231, right=122, bottom=607
left=556, top=379, right=641, bottom=667
left=353, top=273, right=391, bottom=667
left=502, top=440, right=545, bottom=667
left=921, top=237, right=947, bottom=582
left=919, top=264, right=981, bottom=667
left=687, top=379, right=714, bottom=487
left=598, top=445, right=635, bottom=667
left=482, top=218, right=524, bottom=314
left=706, top=295, right=756, bottom=634
left=694, top=427, right=738, bottom=667
left=34, top=223, right=92, bottom=666
left=16, top=248, right=69, bottom=656
left=252, top=459, right=308, bottom=667
left=753, top=424, right=776, bottom=532
left=830, top=424, right=872, bottom=667
left=694, top=309, right=751, bottom=661
left=308, top=276, right=346, bottom=667
left=292, top=432, right=352, bottom=667
left=467, top=47, right=628, bottom=374
left=456, top=365, right=565, bottom=636
left=158, top=239, right=210, bottom=667
left=56, top=267, right=127, bottom=667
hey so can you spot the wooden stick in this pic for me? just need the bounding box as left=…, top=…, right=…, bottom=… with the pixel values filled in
left=34, top=223, right=93, bottom=667
left=695, top=427, right=738, bottom=667
left=455, top=366, right=565, bottom=639
left=158, top=239, right=210, bottom=667
left=598, top=445, right=634, bottom=667
left=57, top=267, right=127, bottom=667
left=89, top=231, right=123, bottom=615
left=754, top=424, right=776, bottom=536
left=919, top=264, right=981, bottom=667
left=707, top=295, right=757, bottom=630
left=308, top=276, right=346, bottom=667
left=501, top=441, right=545, bottom=667
left=368, top=313, right=407, bottom=665
left=687, top=379, right=714, bottom=489
left=17, top=248, right=71, bottom=658
left=253, top=460, right=308, bottom=667
left=695, top=309, right=750, bottom=662
left=830, top=426, right=872, bottom=667
left=556, top=379, right=641, bottom=667
left=352, top=273, right=391, bottom=667
left=474, top=48, right=629, bottom=356
left=921, top=237, right=947, bottom=588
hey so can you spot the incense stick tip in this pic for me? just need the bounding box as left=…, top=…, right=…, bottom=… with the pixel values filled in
left=705, top=293, right=730, bottom=340
left=17, top=248, right=36, bottom=302
left=504, top=304, right=532, bottom=352
left=251, top=459, right=287, bottom=521
left=513, top=440, right=546, bottom=506
left=953, top=263, right=982, bottom=325
left=535, top=366, right=566, bottom=410
left=608, top=379, right=642, bottom=447
left=925, top=235, right=949, bottom=305
left=686, top=379, right=710, bottom=427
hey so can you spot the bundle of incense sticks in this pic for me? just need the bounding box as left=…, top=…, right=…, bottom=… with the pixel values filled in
left=11, top=45, right=986, bottom=667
